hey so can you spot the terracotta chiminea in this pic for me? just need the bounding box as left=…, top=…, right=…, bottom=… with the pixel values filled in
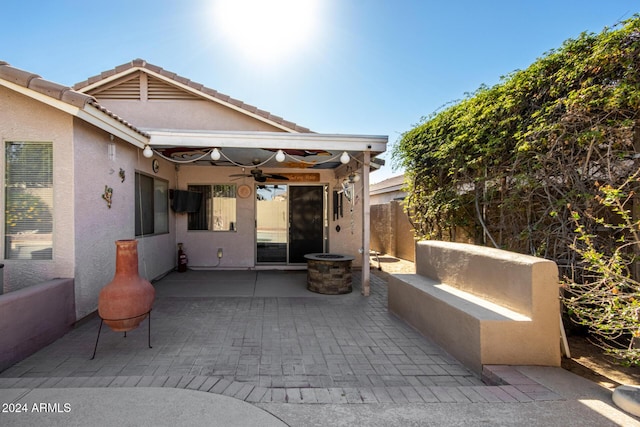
left=98, top=239, right=155, bottom=332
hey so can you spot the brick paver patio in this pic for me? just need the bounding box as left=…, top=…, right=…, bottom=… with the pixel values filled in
left=0, top=270, right=561, bottom=404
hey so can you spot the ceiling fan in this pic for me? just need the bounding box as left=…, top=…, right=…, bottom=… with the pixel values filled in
left=229, top=167, right=289, bottom=183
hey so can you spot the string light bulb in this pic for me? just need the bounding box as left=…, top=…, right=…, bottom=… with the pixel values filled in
left=210, top=148, right=221, bottom=161
left=275, top=149, right=285, bottom=162
left=340, top=151, right=350, bottom=164
left=143, top=145, right=153, bottom=158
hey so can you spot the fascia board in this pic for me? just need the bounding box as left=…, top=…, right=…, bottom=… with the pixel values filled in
left=146, top=130, right=388, bottom=152
left=77, top=105, right=149, bottom=148
left=74, top=67, right=140, bottom=93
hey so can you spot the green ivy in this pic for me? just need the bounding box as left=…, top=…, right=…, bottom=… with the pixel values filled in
left=393, top=15, right=640, bottom=364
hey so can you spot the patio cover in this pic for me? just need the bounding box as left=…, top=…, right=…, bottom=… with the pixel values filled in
left=144, top=129, right=388, bottom=295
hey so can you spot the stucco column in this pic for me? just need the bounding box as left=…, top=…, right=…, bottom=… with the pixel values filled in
left=362, top=151, right=371, bottom=296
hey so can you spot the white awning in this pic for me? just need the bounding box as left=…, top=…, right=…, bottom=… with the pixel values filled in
left=145, top=129, right=387, bottom=153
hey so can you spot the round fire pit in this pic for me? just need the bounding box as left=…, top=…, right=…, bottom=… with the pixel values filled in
left=304, top=253, right=355, bottom=294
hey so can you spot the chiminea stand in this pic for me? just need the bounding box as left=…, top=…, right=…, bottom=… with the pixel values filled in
left=90, top=310, right=152, bottom=360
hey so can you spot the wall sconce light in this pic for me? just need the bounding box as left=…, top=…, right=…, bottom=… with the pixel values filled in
left=340, top=151, right=350, bottom=164
left=142, top=145, right=153, bottom=158
left=275, top=149, right=285, bottom=162
left=348, top=173, right=360, bottom=183
left=108, top=142, right=116, bottom=161
left=211, top=147, right=221, bottom=161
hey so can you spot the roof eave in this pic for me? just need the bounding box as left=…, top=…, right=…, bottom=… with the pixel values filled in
left=0, top=79, right=148, bottom=148
left=145, top=129, right=388, bottom=153
left=78, top=104, right=149, bottom=148
left=1, top=78, right=80, bottom=116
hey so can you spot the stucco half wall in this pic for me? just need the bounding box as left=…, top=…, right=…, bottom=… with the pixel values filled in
left=389, top=241, right=561, bottom=373
left=0, top=278, right=75, bottom=372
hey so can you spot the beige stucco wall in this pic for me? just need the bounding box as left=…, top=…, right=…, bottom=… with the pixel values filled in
left=389, top=241, right=561, bottom=373
left=97, top=99, right=285, bottom=132
left=0, top=87, right=181, bottom=318
left=328, top=177, right=364, bottom=267
left=72, top=120, right=176, bottom=318
left=174, top=166, right=365, bottom=268
left=175, top=165, right=256, bottom=268
left=0, top=87, right=75, bottom=292
left=370, top=201, right=415, bottom=262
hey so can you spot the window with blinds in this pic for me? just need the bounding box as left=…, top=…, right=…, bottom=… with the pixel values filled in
left=187, top=184, right=236, bottom=231
left=5, top=142, right=53, bottom=260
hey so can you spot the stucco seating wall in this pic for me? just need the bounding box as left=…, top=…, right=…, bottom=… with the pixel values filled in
left=0, top=278, right=75, bottom=372
left=388, top=241, right=561, bottom=374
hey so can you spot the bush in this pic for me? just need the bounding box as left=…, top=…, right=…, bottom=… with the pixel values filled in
left=393, top=16, right=640, bottom=364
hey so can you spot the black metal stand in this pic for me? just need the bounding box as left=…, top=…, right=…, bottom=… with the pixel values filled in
left=91, top=309, right=152, bottom=360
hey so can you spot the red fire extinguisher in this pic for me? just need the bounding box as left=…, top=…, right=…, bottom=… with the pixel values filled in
left=178, top=243, right=188, bottom=273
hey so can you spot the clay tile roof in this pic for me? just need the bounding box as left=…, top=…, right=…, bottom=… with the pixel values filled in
left=61, top=90, right=93, bottom=109
left=1, top=61, right=94, bottom=106
left=0, top=61, right=149, bottom=138
left=0, top=61, right=40, bottom=87
left=73, top=59, right=313, bottom=133
left=87, top=100, right=148, bottom=136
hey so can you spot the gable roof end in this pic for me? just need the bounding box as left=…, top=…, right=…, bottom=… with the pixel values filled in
left=73, top=59, right=313, bottom=133
left=0, top=61, right=149, bottom=140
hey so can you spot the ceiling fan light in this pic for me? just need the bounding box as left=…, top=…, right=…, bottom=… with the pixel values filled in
left=210, top=148, right=221, bottom=161
left=275, top=149, right=285, bottom=162
left=340, top=151, right=350, bottom=164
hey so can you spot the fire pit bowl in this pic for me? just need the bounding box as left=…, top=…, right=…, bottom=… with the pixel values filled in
left=304, top=253, right=355, bottom=294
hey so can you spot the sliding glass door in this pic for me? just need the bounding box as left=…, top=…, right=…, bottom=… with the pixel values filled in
left=256, top=184, right=326, bottom=264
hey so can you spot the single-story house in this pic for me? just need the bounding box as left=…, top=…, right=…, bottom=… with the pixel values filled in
left=0, top=59, right=387, bottom=320
left=370, top=174, right=407, bottom=205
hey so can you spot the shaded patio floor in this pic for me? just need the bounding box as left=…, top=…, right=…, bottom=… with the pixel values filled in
left=1, top=270, right=482, bottom=390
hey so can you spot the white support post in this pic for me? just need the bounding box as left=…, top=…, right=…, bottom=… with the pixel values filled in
left=362, top=151, right=371, bottom=296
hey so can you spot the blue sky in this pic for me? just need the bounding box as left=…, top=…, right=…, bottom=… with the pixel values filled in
left=2, top=1, right=638, bottom=182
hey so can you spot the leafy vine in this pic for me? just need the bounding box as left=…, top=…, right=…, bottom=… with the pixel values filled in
left=393, top=16, right=640, bottom=363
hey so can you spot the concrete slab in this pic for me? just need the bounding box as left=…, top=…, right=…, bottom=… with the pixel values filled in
left=254, top=271, right=322, bottom=297
left=257, top=401, right=640, bottom=427
left=156, top=281, right=257, bottom=297
left=0, top=387, right=286, bottom=427
left=0, top=388, right=30, bottom=403
left=155, top=270, right=328, bottom=298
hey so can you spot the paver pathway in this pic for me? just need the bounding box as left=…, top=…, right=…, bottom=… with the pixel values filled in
left=0, top=269, right=561, bottom=404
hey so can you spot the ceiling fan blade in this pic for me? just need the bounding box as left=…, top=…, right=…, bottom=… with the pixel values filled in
left=266, top=174, right=290, bottom=181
